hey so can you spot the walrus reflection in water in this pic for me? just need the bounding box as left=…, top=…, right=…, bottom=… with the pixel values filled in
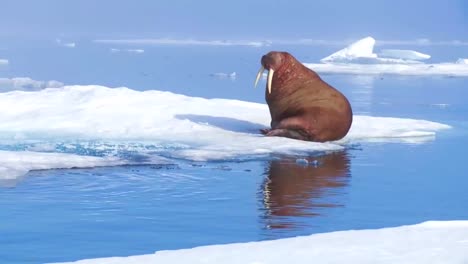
left=261, top=151, right=350, bottom=229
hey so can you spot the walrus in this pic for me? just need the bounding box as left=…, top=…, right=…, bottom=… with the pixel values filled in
left=254, top=51, right=353, bottom=142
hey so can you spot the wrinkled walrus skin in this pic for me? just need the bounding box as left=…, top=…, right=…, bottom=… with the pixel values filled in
left=259, top=51, right=353, bottom=142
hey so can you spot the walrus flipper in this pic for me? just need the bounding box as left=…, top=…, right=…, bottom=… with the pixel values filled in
left=264, top=128, right=313, bottom=141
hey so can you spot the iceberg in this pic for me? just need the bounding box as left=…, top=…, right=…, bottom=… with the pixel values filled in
left=0, top=85, right=450, bottom=180
left=51, top=221, right=468, bottom=264
left=310, top=37, right=468, bottom=76
left=0, top=59, right=8, bottom=65
left=321, top=36, right=378, bottom=63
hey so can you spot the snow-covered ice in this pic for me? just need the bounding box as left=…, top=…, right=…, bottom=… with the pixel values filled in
left=52, top=220, right=468, bottom=264
left=210, top=72, right=237, bottom=80
left=0, top=150, right=124, bottom=181
left=0, top=85, right=450, bottom=180
left=110, top=48, right=145, bottom=54
left=321, top=36, right=378, bottom=63
left=310, top=36, right=468, bottom=76
left=379, top=49, right=431, bottom=60
left=94, top=38, right=271, bottom=47
left=0, top=77, right=64, bottom=92
left=306, top=62, right=468, bottom=76
left=456, top=58, right=468, bottom=64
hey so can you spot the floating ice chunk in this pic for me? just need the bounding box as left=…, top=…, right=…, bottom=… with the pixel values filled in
left=52, top=220, right=468, bottom=264
left=379, top=49, right=431, bottom=60
left=210, top=72, right=237, bottom=80
left=0, top=149, right=170, bottom=182
left=56, top=39, right=76, bottom=48
left=0, top=77, right=64, bottom=92
left=0, top=150, right=124, bottom=181
left=456, top=58, right=468, bottom=64
left=96, top=38, right=272, bottom=47
left=0, top=59, right=8, bottom=65
left=321, top=36, right=377, bottom=63
left=110, top=48, right=145, bottom=54
left=305, top=62, right=468, bottom=76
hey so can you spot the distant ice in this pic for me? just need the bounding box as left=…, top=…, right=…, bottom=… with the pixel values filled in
left=0, top=77, right=64, bottom=92
left=210, top=72, right=237, bottom=80
left=52, top=220, right=468, bottom=264
left=56, top=39, right=76, bottom=48
left=456, top=58, right=468, bottom=64
left=94, top=38, right=271, bottom=47
left=0, top=59, right=8, bottom=65
left=306, top=62, right=468, bottom=76
left=379, top=49, right=430, bottom=60
left=321, top=37, right=378, bottom=63
left=310, top=36, right=468, bottom=76
left=110, top=48, right=145, bottom=54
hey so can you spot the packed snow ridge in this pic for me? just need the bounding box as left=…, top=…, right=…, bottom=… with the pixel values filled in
left=309, top=36, right=468, bottom=76
left=52, top=220, right=468, bottom=264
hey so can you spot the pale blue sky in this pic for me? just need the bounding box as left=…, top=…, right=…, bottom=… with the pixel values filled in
left=1, top=0, right=467, bottom=40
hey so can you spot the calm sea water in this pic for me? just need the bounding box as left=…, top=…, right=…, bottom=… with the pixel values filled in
left=1, top=43, right=468, bottom=263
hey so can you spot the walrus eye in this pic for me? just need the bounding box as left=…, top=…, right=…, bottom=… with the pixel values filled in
left=267, top=69, right=274, bottom=94
left=254, top=66, right=265, bottom=88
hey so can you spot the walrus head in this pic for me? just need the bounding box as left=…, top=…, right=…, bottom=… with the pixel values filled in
left=254, top=51, right=287, bottom=94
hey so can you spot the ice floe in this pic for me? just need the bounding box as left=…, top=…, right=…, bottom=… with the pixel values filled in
left=94, top=38, right=271, bottom=47
left=56, top=39, right=76, bottom=48
left=0, top=77, right=64, bottom=92
left=379, top=49, right=430, bottom=61
left=321, top=36, right=378, bottom=63
left=0, top=85, right=450, bottom=179
left=0, top=150, right=124, bottom=181
left=110, top=48, right=145, bottom=54
left=209, top=72, right=237, bottom=80
left=309, top=36, right=468, bottom=76
left=456, top=58, right=468, bottom=64
left=52, top=220, right=468, bottom=264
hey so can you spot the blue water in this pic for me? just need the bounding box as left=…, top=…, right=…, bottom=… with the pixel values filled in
left=1, top=43, right=468, bottom=263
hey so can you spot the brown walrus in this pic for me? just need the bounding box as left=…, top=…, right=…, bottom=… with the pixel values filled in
left=255, top=51, right=353, bottom=142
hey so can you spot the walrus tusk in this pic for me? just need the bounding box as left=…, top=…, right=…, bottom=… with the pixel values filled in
left=254, top=66, right=265, bottom=88
left=267, top=68, right=274, bottom=94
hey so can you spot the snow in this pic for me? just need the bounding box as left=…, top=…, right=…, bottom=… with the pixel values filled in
left=456, top=58, right=468, bottom=64
left=0, top=150, right=124, bottom=181
left=321, top=37, right=377, bottom=63
left=210, top=72, right=237, bottom=80
left=52, top=220, right=468, bottom=264
left=312, top=37, right=468, bottom=76
left=110, top=48, right=145, bottom=54
left=379, top=49, right=431, bottom=60
left=0, top=85, right=450, bottom=180
left=56, top=39, right=76, bottom=48
left=94, top=38, right=271, bottom=47
left=0, top=77, right=64, bottom=92
left=305, top=62, right=468, bottom=76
